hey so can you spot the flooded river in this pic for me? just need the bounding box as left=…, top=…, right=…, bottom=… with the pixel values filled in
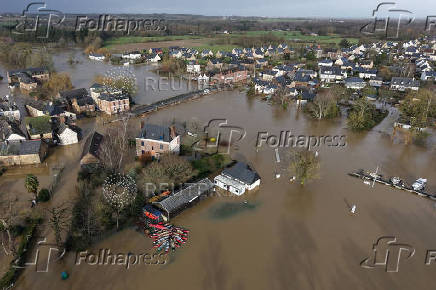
left=1, top=51, right=436, bottom=290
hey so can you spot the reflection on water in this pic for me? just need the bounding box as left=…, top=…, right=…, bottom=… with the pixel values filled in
left=208, top=201, right=260, bottom=220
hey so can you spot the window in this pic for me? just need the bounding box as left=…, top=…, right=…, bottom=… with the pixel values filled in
left=160, top=144, right=163, bottom=150
left=141, top=141, right=144, bottom=146
left=141, top=150, right=145, bottom=155
left=151, top=146, right=154, bottom=150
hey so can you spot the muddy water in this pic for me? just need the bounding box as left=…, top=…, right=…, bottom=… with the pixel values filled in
left=51, top=49, right=194, bottom=105
left=12, top=87, right=436, bottom=290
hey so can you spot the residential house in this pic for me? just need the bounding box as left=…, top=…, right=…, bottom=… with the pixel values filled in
left=122, top=51, right=142, bottom=60
left=26, top=101, right=76, bottom=121
left=0, top=119, right=26, bottom=142
left=80, top=132, right=103, bottom=165
left=147, top=53, right=161, bottom=63
left=60, top=88, right=96, bottom=114
left=7, top=67, right=49, bottom=91
left=214, top=162, right=261, bottom=196
left=0, top=140, right=48, bottom=166
left=261, top=70, right=278, bottom=81
left=358, top=68, right=378, bottom=79
left=187, top=61, right=201, bottom=74
left=319, top=66, right=346, bottom=83
left=345, top=77, right=366, bottom=89
left=359, top=60, right=374, bottom=69
left=136, top=124, right=180, bottom=158
left=210, top=67, right=248, bottom=85
left=369, top=77, right=383, bottom=87
left=390, top=77, right=420, bottom=91
left=148, top=48, right=163, bottom=55
left=201, top=50, right=213, bottom=58
left=318, top=59, right=334, bottom=67
left=55, top=123, right=79, bottom=145
left=90, top=84, right=130, bottom=115
left=169, top=50, right=183, bottom=58
left=0, top=103, right=20, bottom=121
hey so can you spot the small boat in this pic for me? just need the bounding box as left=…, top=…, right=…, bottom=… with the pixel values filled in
left=390, top=177, right=403, bottom=187
left=412, top=178, right=427, bottom=191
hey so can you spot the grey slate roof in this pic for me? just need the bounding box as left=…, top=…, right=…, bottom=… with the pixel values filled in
left=153, top=178, right=214, bottom=215
left=0, top=140, right=41, bottom=156
left=59, top=88, right=89, bottom=100
left=138, top=124, right=172, bottom=142
left=222, top=162, right=260, bottom=185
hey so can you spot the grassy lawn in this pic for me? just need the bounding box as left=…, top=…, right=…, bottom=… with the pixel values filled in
left=103, top=35, right=203, bottom=48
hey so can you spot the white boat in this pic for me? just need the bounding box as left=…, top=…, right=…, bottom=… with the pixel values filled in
left=390, top=177, right=403, bottom=186
left=412, top=178, right=427, bottom=191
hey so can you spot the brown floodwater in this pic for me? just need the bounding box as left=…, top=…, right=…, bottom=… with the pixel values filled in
left=1, top=53, right=436, bottom=290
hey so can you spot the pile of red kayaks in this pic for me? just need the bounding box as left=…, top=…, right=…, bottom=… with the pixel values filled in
left=148, top=223, right=189, bottom=253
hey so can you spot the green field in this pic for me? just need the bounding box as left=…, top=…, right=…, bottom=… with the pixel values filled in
left=103, top=35, right=203, bottom=48
left=103, top=30, right=358, bottom=50
left=229, top=30, right=359, bottom=44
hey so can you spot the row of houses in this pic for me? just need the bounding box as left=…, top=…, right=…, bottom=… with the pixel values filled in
left=6, top=67, right=50, bottom=91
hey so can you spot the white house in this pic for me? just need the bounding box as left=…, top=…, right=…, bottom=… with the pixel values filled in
left=390, top=77, right=420, bottom=91
left=214, top=162, right=261, bottom=196
left=89, top=53, right=105, bottom=61
left=187, top=62, right=201, bottom=74
left=345, top=77, right=366, bottom=89
left=122, top=52, right=142, bottom=60
left=56, top=124, right=78, bottom=145
left=147, top=54, right=161, bottom=63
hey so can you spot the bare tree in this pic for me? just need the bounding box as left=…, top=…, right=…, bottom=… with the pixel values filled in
left=47, top=204, right=69, bottom=252
left=288, top=150, right=320, bottom=185
left=0, top=198, right=17, bottom=256
left=102, top=174, right=137, bottom=229
left=139, top=154, right=193, bottom=195
left=307, top=89, right=338, bottom=119
left=100, top=116, right=130, bottom=173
